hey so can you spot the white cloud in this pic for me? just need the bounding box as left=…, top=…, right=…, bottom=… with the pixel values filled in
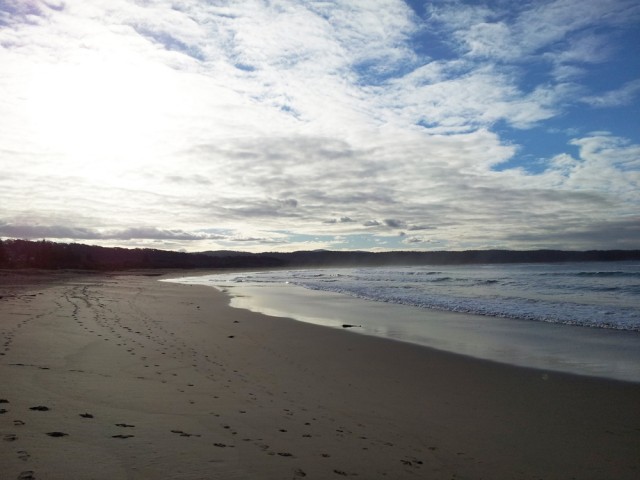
left=0, top=0, right=638, bottom=251
left=581, top=79, right=640, bottom=108
left=381, top=65, right=562, bottom=131
left=429, top=0, right=639, bottom=62
left=0, top=224, right=225, bottom=241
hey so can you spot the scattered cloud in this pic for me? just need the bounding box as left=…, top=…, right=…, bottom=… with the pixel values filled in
left=581, top=79, right=640, bottom=108
left=0, top=0, right=638, bottom=251
left=0, top=224, right=226, bottom=241
left=504, top=216, right=640, bottom=250
left=427, top=0, right=639, bottom=63
left=408, top=225, right=436, bottom=231
left=323, top=216, right=354, bottom=225
left=383, top=219, right=405, bottom=229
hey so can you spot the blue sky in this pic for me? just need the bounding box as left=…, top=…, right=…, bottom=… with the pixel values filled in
left=0, top=0, right=639, bottom=252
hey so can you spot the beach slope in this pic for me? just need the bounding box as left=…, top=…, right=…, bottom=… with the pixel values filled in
left=1, top=271, right=639, bottom=479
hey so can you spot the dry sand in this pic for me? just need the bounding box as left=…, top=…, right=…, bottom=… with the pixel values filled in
left=1, top=270, right=639, bottom=480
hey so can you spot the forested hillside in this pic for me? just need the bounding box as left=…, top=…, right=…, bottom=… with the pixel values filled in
left=1, top=239, right=638, bottom=271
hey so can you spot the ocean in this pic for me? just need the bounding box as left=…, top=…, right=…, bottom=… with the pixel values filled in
left=167, top=262, right=640, bottom=382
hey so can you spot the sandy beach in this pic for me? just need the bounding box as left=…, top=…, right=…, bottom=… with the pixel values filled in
left=1, top=271, right=639, bottom=480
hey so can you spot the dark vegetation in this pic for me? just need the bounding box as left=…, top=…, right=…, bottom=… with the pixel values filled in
left=0, top=239, right=281, bottom=270
left=0, top=239, right=639, bottom=271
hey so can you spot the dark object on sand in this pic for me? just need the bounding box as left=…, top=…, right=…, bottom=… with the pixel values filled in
left=30, top=406, right=49, bottom=411
left=46, top=432, right=68, bottom=437
left=80, top=413, right=94, bottom=418
left=342, top=324, right=361, bottom=329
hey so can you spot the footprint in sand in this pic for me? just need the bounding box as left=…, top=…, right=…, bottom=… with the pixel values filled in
left=112, top=434, right=134, bottom=439
left=46, top=432, right=68, bottom=437
left=29, top=406, right=49, bottom=412
left=17, top=450, right=30, bottom=461
left=79, top=413, right=94, bottom=418
left=17, top=471, right=36, bottom=480
left=4, top=433, right=18, bottom=441
left=115, top=423, right=135, bottom=428
left=170, top=429, right=201, bottom=437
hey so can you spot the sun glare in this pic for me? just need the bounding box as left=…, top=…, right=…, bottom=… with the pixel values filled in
left=27, top=58, right=172, bottom=177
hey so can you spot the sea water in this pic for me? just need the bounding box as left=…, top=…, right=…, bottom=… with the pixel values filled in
left=167, top=262, right=640, bottom=382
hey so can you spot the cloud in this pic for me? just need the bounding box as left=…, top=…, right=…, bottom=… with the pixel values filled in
left=383, top=62, right=578, bottom=131
left=0, top=0, right=57, bottom=26
left=0, top=224, right=102, bottom=240
left=131, top=24, right=205, bottom=61
left=569, top=133, right=640, bottom=170
left=503, top=217, right=640, bottom=250
left=418, top=0, right=640, bottom=128
left=428, top=0, right=639, bottom=62
left=407, top=225, right=436, bottom=231
left=323, top=216, right=355, bottom=225
left=230, top=236, right=286, bottom=244
left=383, top=219, right=405, bottom=229
left=403, top=236, right=431, bottom=245
left=581, top=79, right=640, bottom=108
left=279, top=198, right=298, bottom=208
left=113, top=228, right=225, bottom=241
left=0, top=0, right=638, bottom=252
left=0, top=224, right=225, bottom=241
left=165, top=175, right=211, bottom=186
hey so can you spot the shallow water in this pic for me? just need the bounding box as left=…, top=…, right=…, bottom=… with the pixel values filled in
left=166, top=263, right=640, bottom=383
left=210, top=262, right=640, bottom=331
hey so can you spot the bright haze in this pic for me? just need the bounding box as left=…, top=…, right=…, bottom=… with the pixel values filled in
left=1, top=0, right=639, bottom=252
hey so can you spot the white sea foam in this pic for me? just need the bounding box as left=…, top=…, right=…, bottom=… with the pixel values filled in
left=203, top=262, right=640, bottom=331
left=166, top=262, right=640, bottom=382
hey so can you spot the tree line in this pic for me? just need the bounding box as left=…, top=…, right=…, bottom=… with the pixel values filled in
left=1, top=239, right=638, bottom=271
left=0, top=239, right=282, bottom=270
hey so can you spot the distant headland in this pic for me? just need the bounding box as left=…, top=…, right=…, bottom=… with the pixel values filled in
left=0, top=240, right=640, bottom=270
left=0, top=238, right=639, bottom=271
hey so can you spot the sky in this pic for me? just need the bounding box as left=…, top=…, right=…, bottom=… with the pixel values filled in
left=0, top=0, right=639, bottom=252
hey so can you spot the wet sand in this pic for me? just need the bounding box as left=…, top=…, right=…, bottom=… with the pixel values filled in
left=1, top=270, right=639, bottom=479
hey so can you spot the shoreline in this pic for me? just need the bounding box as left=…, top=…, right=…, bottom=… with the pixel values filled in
left=1, top=271, right=639, bottom=479
left=166, top=272, right=640, bottom=384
